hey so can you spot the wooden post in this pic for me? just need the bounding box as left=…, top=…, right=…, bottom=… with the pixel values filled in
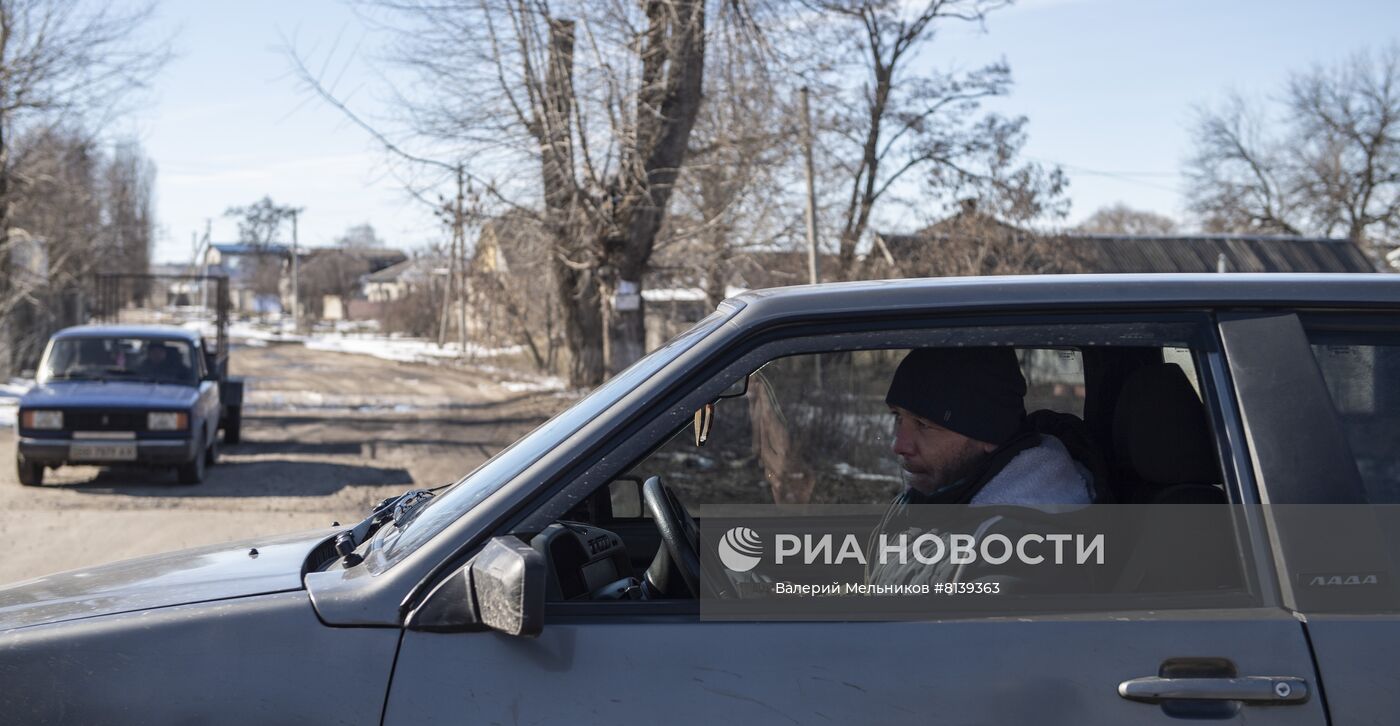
left=801, top=86, right=821, bottom=286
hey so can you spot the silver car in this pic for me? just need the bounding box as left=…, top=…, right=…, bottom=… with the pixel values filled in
left=2, top=274, right=1398, bottom=725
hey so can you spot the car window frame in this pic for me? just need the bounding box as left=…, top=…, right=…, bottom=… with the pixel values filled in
left=1218, top=308, right=1400, bottom=615
left=500, top=310, right=1274, bottom=619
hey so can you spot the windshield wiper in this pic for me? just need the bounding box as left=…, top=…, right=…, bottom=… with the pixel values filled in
left=333, top=486, right=443, bottom=565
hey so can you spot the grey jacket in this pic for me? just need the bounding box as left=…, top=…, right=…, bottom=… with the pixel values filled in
left=866, top=434, right=1095, bottom=589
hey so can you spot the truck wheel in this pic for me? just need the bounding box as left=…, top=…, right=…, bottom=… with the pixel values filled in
left=223, top=406, right=242, bottom=445
left=17, top=457, right=43, bottom=487
left=177, top=445, right=206, bottom=485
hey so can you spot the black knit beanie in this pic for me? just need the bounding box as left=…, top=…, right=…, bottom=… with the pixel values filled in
left=885, top=347, right=1027, bottom=445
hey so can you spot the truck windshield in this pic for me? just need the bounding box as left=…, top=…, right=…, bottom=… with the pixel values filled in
left=39, top=337, right=199, bottom=386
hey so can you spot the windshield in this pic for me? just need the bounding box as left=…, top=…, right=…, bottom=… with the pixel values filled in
left=373, top=306, right=738, bottom=567
left=39, top=337, right=199, bottom=386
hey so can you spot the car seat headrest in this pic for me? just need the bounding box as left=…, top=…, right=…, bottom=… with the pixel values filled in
left=1112, top=363, right=1218, bottom=485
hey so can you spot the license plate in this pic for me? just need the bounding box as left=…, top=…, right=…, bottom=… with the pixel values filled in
left=71, top=443, right=137, bottom=462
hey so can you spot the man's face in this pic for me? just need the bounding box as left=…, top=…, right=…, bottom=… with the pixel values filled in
left=889, top=405, right=997, bottom=494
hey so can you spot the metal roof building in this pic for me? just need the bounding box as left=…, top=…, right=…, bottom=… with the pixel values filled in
left=874, top=230, right=1378, bottom=276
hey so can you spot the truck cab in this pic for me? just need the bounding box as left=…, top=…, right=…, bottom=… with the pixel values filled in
left=15, top=325, right=226, bottom=486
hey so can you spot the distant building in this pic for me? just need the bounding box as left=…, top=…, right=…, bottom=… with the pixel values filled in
left=363, top=257, right=444, bottom=303
left=203, top=243, right=292, bottom=313
left=203, top=242, right=407, bottom=317
left=874, top=204, right=1377, bottom=277
left=296, top=246, right=407, bottom=320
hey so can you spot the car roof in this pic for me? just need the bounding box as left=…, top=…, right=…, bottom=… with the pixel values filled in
left=725, top=273, right=1400, bottom=325
left=52, top=324, right=203, bottom=342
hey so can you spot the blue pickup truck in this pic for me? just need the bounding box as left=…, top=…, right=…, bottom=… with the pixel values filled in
left=15, top=324, right=238, bottom=486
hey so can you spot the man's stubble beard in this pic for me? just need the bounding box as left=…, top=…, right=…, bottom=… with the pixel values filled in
left=902, top=440, right=993, bottom=495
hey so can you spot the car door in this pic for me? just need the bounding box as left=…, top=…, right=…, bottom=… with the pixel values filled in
left=383, top=313, right=1328, bottom=725
left=1222, top=310, right=1400, bottom=726
left=192, top=340, right=219, bottom=444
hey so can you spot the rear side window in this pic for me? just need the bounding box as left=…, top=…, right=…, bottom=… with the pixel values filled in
left=1308, top=335, right=1400, bottom=502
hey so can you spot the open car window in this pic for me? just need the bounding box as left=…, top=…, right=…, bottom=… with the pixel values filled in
left=525, top=316, right=1257, bottom=612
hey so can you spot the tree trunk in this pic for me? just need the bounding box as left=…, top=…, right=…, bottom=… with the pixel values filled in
left=602, top=260, right=647, bottom=377
left=553, top=254, right=605, bottom=386
left=603, top=0, right=706, bottom=375
left=0, top=112, right=13, bottom=376
left=539, top=18, right=605, bottom=387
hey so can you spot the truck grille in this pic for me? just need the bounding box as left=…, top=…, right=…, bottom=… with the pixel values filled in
left=63, top=410, right=147, bottom=432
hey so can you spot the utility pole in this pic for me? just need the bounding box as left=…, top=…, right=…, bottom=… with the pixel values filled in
left=290, top=208, right=301, bottom=332
left=455, top=166, right=467, bottom=356
left=801, top=86, right=821, bottom=286
left=200, top=220, right=211, bottom=311
left=435, top=166, right=468, bottom=354
left=801, top=86, right=824, bottom=386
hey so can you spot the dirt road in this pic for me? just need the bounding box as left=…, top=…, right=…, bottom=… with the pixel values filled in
left=0, top=342, right=569, bottom=585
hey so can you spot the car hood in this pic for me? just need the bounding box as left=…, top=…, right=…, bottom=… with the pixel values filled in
left=0, top=528, right=336, bottom=631
left=20, top=380, right=200, bottom=409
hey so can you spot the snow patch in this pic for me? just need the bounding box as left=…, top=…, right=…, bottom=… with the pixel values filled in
left=0, top=378, right=31, bottom=428
left=302, top=334, right=524, bottom=364
left=0, top=378, right=32, bottom=399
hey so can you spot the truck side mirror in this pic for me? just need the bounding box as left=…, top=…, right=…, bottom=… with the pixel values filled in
left=406, top=536, right=545, bottom=637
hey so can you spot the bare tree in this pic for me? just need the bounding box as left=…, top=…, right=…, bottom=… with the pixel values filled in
left=225, top=196, right=299, bottom=248
left=0, top=0, right=169, bottom=374
left=300, top=249, right=372, bottom=319
left=336, top=222, right=385, bottom=248
left=1188, top=45, right=1400, bottom=257
left=658, top=16, right=798, bottom=307
left=1185, top=94, right=1303, bottom=237
left=468, top=211, right=562, bottom=371
left=1076, top=203, right=1178, bottom=236
left=292, top=0, right=731, bottom=385
left=788, top=0, right=1065, bottom=279
left=103, top=140, right=156, bottom=280
left=225, top=197, right=299, bottom=298
left=3, top=128, right=158, bottom=368
left=8, top=127, right=103, bottom=288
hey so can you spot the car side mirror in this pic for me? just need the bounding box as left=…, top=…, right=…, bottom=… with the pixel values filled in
left=406, top=536, right=545, bottom=637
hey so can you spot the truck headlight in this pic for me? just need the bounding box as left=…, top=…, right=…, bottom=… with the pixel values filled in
left=148, top=412, right=189, bottom=431
left=22, top=410, right=63, bottom=429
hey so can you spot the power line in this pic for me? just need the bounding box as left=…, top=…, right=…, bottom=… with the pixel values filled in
left=1027, top=156, right=1184, bottom=194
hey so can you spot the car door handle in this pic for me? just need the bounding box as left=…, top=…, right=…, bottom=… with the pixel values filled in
left=1118, top=676, right=1308, bottom=704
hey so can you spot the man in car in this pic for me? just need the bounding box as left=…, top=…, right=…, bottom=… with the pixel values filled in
left=867, top=347, right=1098, bottom=587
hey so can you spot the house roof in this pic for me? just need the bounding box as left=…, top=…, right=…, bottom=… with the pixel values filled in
left=363, top=257, right=444, bottom=284
left=211, top=243, right=291, bottom=256
left=1071, top=234, right=1375, bottom=274
left=304, top=246, right=408, bottom=271
left=874, top=231, right=1377, bottom=275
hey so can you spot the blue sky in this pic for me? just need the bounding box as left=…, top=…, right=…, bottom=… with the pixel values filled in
left=127, top=0, right=1400, bottom=263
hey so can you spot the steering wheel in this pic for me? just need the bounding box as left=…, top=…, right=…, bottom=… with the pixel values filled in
left=642, top=476, right=703, bottom=598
